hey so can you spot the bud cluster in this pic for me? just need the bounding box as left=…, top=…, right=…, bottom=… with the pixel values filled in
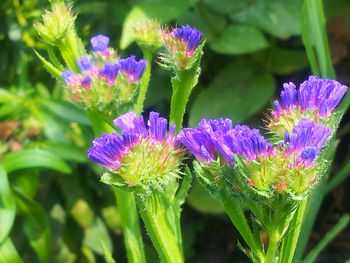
left=61, top=35, right=146, bottom=116
left=88, top=112, right=183, bottom=194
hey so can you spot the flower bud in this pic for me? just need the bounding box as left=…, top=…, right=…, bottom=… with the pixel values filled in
left=134, top=19, right=163, bottom=51
left=34, top=2, right=76, bottom=46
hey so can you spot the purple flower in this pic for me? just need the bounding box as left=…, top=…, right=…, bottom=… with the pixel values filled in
left=173, top=25, right=203, bottom=56
left=61, top=70, right=74, bottom=83
left=177, top=118, right=233, bottom=162
left=88, top=111, right=176, bottom=171
left=273, top=76, right=348, bottom=118
left=99, top=62, right=120, bottom=86
left=284, top=119, right=331, bottom=165
left=81, top=76, right=91, bottom=90
left=90, top=34, right=110, bottom=51
left=119, top=56, right=147, bottom=82
left=213, top=125, right=273, bottom=164
left=77, top=56, right=93, bottom=72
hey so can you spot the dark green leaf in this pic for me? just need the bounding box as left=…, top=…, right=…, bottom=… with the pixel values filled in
left=14, top=188, right=51, bottom=263
left=252, top=48, right=308, bottom=75
left=202, top=0, right=246, bottom=15
left=189, top=59, right=275, bottom=126
left=210, top=25, right=268, bottom=55
left=230, top=0, right=303, bottom=38
left=120, top=0, right=194, bottom=49
left=42, top=100, right=89, bottom=125
left=187, top=179, right=224, bottom=214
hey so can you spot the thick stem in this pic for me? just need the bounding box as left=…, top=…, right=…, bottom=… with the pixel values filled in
left=134, top=48, right=152, bottom=115
left=279, top=198, right=308, bottom=263
left=265, top=233, right=280, bottom=263
left=222, top=193, right=264, bottom=262
left=169, top=61, right=201, bottom=132
left=138, top=193, right=184, bottom=263
left=114, top=189, right=146, bottom=263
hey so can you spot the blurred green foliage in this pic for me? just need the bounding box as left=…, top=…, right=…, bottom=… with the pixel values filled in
left=0, top=0, right=350, bottom=262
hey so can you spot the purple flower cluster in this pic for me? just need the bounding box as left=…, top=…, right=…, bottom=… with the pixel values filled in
left=88, top=112, right=176, bottom=171
left=178, top=117, right=331, bottom=170
left=61, top=34, right=146, bottom=89
left=284, top=119, right=331, bottom=166
left=273, top=76, right=348, bottom=118
left=172, top=25, right=203, bottom=56
left=213, top=125, right=273, bottom=164
left=178, top=119, right=273, bottom=165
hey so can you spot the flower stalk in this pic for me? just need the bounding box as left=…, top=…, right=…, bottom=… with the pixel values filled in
left=137, top=192, right=184, bottom=263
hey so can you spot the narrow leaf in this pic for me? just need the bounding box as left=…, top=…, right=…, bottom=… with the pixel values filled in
left=1, top=149, right=71, bottom=174
left=0, top=166, right=16, bottom=245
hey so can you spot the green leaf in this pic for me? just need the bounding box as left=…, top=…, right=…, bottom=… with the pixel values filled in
left=187, top=178, right=224, bottom=214
left=33, top=50, right=62, bottom=79
left=300, top=0, right=335, bottom=78
left=0, top=166, right=16, bottom=245
left=100, top=240, right=116, bottom=263
left=189, top=59, right=275, bottom=126
left=39, top=141, right=86, bottom=162
left=302, top=214, right=350, bottom=263
left=0, top=89, right=17, bottom=104
left=176, top=5, right=227, bottom=42
left=1, top=149, right=71, bottom=174
left=84, top=217, right=113, bottom=255
left=202, top=0, right=246, bottom=15
left=0, top=238, right=24, bottom=263
left=252, top=48, right=308, bottom=75
left=14, top=188, right=51, bottom=263
left=120, top=0, right=194, bottom=49
left=210, top=25, right=268, bottom=55
left=230, top=0, right=303, bottom=38
left=42, top=100, right=89, bottom=125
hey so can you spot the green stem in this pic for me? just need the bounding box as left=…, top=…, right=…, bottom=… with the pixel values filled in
left=279, top=198, right=308, bottom=263
left=138, top=193, right=184, bottom=263
left=265, top=232, right=280, bottom=263
left=169, top=61, right=201, bottom=132
left=222, top=193, right=264, bottom=262
left=114, top=189, right=146, bottom=263
left=134, top=48, right=152, bottom=115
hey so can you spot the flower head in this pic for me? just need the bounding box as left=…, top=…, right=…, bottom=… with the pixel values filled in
left=268, top=76, right=348, bottom=135
left=283, top=118, right=331, bottom=166
left=160, top=25, right=203, bottom=70
left=118, top=56, right=147, bottom=83
left=177, top=118, right=232, bottom=162
left=88, top=112, right=182, bottom=192
left=173, top=25, right=203, bottom=56
left=213, top=125, right=273, bottom=165
left=60, top=35, right=147, bottom=115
